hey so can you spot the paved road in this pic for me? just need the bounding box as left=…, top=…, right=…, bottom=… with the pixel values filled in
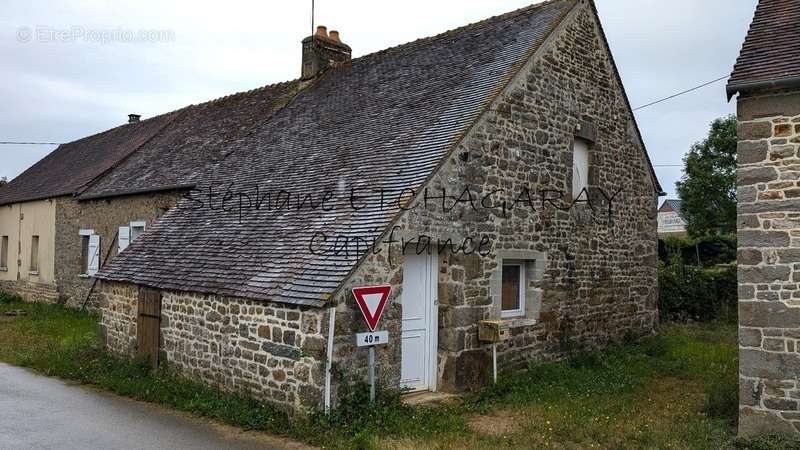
left=0, top=363, right=308, bottom=450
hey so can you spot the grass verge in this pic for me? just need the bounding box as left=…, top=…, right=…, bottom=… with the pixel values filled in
left=1, top=293, right=798, bottom=449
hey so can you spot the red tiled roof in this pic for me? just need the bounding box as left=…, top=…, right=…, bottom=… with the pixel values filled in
left=728, top=0, right=800, bottom=96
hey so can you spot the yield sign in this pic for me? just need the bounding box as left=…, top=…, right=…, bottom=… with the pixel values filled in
left=352, top=285, right=391, bottom=332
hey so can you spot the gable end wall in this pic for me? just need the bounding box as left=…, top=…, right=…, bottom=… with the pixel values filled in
left=329, top=0, right=658, bottom=396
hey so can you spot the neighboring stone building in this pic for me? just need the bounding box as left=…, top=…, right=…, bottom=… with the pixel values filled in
left=657, top=199, right=687, bottom=237
left=95, top=0, right=661, bottom=412
left=727, top=0, right=800, bottom=437
left=0, top=76, right=298, bottom=307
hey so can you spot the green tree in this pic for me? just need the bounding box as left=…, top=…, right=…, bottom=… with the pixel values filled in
left=676, top=115, right=737, bottom=237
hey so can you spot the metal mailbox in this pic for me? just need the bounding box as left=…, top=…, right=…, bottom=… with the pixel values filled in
left=478, top=320, right=510, bottom=343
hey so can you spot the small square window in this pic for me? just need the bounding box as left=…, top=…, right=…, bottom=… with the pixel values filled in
left=501, top=262, right=525, bottom=318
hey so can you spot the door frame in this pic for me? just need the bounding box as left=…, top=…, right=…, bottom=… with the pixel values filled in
left=401, top=250, right=438, bottom=392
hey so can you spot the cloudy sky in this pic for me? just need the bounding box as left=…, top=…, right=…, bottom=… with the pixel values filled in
left=1, top=0, right=756, bottom=199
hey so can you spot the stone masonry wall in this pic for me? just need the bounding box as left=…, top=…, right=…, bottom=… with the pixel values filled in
left=99, top=281, right=328, bottom=411
left=0, top=279, right=59, bottom=303
left=55, top=192, right=181, bottom=308
left=737, top=88, right=800, bottom=436
left=330, top=1, right=658, bottom=395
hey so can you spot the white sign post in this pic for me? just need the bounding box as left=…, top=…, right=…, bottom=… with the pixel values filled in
left=352, top=285, right=391, bottom=403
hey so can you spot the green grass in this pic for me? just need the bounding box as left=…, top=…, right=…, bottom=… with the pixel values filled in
left=1, top=292, right=798, bottom=449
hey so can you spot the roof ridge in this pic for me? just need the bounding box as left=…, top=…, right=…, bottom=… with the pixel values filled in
left=61, top=2, right=562, bottom=149
left=348, top=0, right=568, bottom=65
left=188, top=78, right=301, bottom=110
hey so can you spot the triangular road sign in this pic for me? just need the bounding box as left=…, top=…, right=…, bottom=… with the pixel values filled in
left=352, top=285, right=391, bottom=332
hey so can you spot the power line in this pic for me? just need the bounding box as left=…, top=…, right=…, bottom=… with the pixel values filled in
left=0, top=141, right=61, bottom=145
left=0, top=76, right=730, bottom=148
left=633, top=75, right=729, bottom=111
left=652, top=164, right=682, bottom=167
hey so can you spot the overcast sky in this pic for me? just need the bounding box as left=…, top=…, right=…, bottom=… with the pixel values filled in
left=1, top=0, right=756, bottom=199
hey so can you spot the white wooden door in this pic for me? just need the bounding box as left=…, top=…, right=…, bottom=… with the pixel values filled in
left=401, top=251, right=438, bottom=392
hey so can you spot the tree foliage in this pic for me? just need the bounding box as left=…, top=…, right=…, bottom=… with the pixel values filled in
left=676, top=115, right=737, bottom=237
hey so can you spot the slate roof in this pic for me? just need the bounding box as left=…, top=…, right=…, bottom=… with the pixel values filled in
left=96, top=0, right=578, bottom=306
left=0, top=113, right=177, bottom=206
left=727, top=0, right=800, bottom=96
left=78, top=81, right=301, bottom=200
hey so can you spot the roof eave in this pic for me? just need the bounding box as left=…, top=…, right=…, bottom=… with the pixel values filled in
left=726, top=75, right=800, bottom=101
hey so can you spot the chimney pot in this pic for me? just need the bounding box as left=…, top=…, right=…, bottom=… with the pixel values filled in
left=128, top=114, right=141, bottom=123
left=315, top=25, right=328, bottom=38
left=302, top=26, right=351, bottom=80
left=329, top=30, right=340, bottom=42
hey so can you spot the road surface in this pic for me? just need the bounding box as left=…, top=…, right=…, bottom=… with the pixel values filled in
left=0, top=362, right=308, bottom=450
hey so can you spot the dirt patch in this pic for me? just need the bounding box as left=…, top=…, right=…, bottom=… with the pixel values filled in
left=467, top=409, right=524, bottom=437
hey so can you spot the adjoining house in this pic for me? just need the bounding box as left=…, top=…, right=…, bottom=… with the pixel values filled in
left=0, top=79, right=298, bottom=307
left=657, top=199, right=687, bottom=237
left=727, top=0, right=800, bottom=437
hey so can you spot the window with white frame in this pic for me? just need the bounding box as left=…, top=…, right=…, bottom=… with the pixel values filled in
left=572, top=139, right=590, bottom=200
left=79, top=229, right=100, bottom=276
left=118, top=220, right=146, bottom=253
left=501, top=261, right=525, bottom=318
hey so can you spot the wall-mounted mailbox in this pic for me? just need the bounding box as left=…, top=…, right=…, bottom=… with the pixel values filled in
left=478, top=320, right=510, bottom=343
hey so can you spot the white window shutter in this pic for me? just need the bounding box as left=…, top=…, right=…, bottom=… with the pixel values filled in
left=87, top=234, right=100, bottom=276
left=118, top=226, right=131, bottom=253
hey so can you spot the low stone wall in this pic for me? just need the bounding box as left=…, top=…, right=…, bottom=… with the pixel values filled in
left=99, top=280, right=328, bottom=411
left=737, top=93, right=800, bottom=436
left=0, top=279, right=59, bottom=303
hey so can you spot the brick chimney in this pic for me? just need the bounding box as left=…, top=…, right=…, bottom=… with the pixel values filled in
left=128, top=114, right=141, bottom=123
left=301, top=25, right=351, bottom=80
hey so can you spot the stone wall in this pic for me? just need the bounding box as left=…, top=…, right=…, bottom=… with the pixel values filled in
left=737, top=88, right=800, bottom=436
left=0, top=279, right=58, bottom=303
left=99, top=281, right=328, bottom=411
left=329, top=1, right=658, bottom=394
left=55, top=192, right=181, bottom=308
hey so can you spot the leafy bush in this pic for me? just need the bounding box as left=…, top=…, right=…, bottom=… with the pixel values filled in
left=659, top=263, right=737, bottom=323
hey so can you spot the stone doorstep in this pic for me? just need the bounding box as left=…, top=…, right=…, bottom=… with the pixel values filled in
left=401, top=390, right=461, bottom=406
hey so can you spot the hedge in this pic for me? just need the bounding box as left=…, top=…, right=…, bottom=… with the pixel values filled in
left=658, top=263, right=737, bottom=323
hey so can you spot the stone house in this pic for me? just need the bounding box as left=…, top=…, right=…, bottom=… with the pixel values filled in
left=657, top=199, right=687, bottom=237
left=94, top=0, right=662, bottom=412
left=727, top=0, right=800, bottom=437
